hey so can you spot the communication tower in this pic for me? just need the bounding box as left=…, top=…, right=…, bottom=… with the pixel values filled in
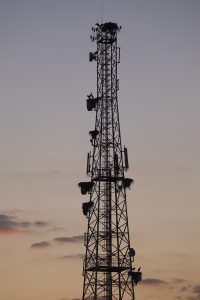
left=78, top=22, right=142, bottom=300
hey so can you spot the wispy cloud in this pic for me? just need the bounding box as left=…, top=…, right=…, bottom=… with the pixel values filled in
left=59, top=253, right=84, bottom=260
left=53, top=235, right=84, bottom=243
left=193, top=285, right=200, bottom=297
left=31, top=241, right=51, bottom=249
left=0, top=213, right=49, bottom=235
left=142, top=278, right=168, bottom=286
left=172, top=278, right=188, bottom=284
left=48, top=226, right=66, bottom=232
left=30, top=235, right=84, bottom=250
left=181, top=286, right=189, bottom=292
left=187, top=297, right=200, bottom=300
left=34, top=221, right=48, bottom=227
left=158, top=278, right=200, bottom=300
left=0, top=214, right=30, bottom=235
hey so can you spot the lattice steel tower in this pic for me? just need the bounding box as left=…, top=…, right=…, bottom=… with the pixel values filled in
left=78, top=22, right=142, bottom=300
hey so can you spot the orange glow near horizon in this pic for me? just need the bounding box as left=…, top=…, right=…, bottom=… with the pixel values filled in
left=0, top=228, right=25, bottom=236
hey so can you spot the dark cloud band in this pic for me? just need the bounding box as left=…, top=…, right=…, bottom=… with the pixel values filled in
left=53, top=235, right=84, bottom=243
left=0, top=213, right=49, bottom=235
left=142, top=278, right=168, bottom=286
left=31, top=241, right=51, bottom=249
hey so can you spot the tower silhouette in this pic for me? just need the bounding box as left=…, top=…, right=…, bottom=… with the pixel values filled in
left=79, top=22, right=142, bottom=300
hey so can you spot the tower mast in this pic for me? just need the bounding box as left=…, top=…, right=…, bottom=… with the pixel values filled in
left=79, top=22, right=142, bottom=300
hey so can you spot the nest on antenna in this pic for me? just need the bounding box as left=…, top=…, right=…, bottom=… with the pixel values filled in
left=82, top=201, right=94, bottom=216
left=101, top=22, right=121, bottom=32
left=78, top=182, right=94, bottom=195
left=128, top=270, right=142, bottom=286
left=89, top=129, right=99, bottom=140
left=87, top=97, right=100, bottom=111
left=122, top=178, right=134, bottom=189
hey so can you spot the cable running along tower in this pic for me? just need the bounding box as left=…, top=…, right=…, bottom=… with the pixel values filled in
left=79, top=22, right=142, bottom=300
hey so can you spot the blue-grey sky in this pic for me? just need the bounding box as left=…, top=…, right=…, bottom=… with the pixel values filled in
left=0, top=1, right=200, bottom=300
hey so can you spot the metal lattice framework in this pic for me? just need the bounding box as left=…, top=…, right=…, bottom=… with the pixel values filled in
left=79, top=22, right=142, bottom=300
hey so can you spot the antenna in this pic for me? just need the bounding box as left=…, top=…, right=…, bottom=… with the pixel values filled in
left=79, top=22, right=142, bottom=300
left=99, top=0, right=104, bottom=23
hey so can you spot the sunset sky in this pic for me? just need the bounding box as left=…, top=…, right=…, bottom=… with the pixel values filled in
left=0, top=1, right=200, bottom=300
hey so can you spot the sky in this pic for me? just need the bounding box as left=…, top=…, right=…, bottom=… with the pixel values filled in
left=0, top=0, right=200, bottom=300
